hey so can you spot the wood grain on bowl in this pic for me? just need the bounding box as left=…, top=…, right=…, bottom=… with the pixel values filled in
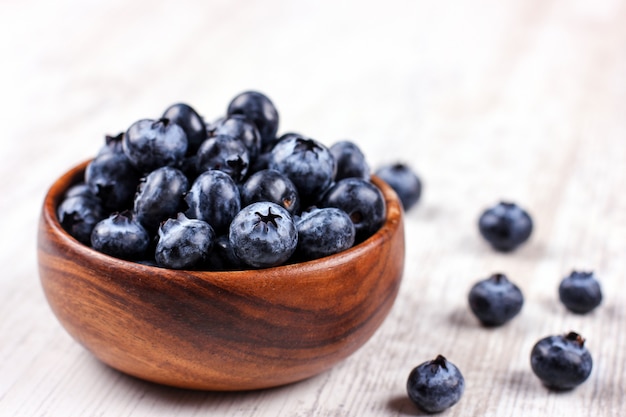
left=37, top=161, right=405, bottom=391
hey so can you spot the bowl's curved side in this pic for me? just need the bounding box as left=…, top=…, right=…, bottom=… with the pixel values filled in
left=38, top=163, right=405, bottom=391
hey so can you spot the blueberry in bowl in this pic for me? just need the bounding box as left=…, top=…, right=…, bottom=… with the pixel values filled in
left=37, top=160, right=405, bottom=391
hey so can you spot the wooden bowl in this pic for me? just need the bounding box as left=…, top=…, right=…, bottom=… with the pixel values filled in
left=37, top=161, right=405, bottom=391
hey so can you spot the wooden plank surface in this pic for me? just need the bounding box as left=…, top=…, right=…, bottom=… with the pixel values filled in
left=1, top=0, right=625, bottom=415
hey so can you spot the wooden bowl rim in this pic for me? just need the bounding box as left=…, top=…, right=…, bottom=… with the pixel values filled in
left=42, top=160, right=404, bottom=284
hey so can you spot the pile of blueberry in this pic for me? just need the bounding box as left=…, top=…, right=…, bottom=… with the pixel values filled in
left=57, top=91, right=422, bottom=270
left=406, top=203, right=603, bottom=413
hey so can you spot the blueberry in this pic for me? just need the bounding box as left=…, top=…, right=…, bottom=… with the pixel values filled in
left=478, top=201, right=533, bottom=251
left=269, top=135, right=336, bottom=204
left=85, top=151, right=141, bottom=211
left=178, top=154, right=200, bottom=183
left=196, top=134, right=250, bottom=182
left=247, top=132, right=300, bottom=173
left=321, top=178, right=386, bottom=242
left=123, top=118, right=188, bottom=173
left=185, top=170, right=241, bottom=234
left=90, top=210, right=150, bottom=260
left=155, top=213, right=215, bottom=269
left=57, top=194, right=105, bottom=245
left=227, top=91, right=279, bottom=149
left=204, top=235, right=246, bottom=271
left=406, top=355, right=465, bottom=414
left=375, top=163, right=422, bottom=211
left=329, top=140, right=370, bottom=181
left=64, top=182, right=99, bottom=199
left=133, top=166, right=189, bottom=232
left=96, top=132, right=125, bottom=156
left=240, top=169, right=300, bottom=214
left=530, top=332, right=593, bottom=390
left=228, top=201, right=298, bottom=268
left=211, top=114, right=262, bottom=162
left=468, top=273, right=524, bottom=326
left=276, top=132, right=302, bottom=140
left=295, top=208, right=355, bottom=260
left=559, top=271, right=602, bottom=314
left=248, top=149, right=273, bottom=173
left=162, top=103, right=206, bottom=155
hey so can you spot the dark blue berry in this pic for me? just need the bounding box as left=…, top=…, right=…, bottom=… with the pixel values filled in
left=205, top=235, right=246, bottom=271
left=330, top=140, right=370, bottom=181
left=185, top=170, right=241, bottom=234
left=162, top=103, right=206, bottom=155
left=530, top=332, right=593, bottom=390
left=240, top=169, right=300, bottom=214
left=276, top=132, right=302, bottom=141
left=227, top=91, right=279, bottom=149
left=196, top=134, right=249, bottom=182
left=321, top=178, right=386, bottom=242
left=248, top=132, right=300, bottom=172
left=133, top=166, right=189, bottom=232
left=228, top=201, right=297, bottom=268
left=248, top=149, right=272, bottom=173
left=211, top=114, right=262, bottom=162
left=375, top=163, right=422, bottom=211
left=57, top=194, right=105, bottom=245
left=90, top=211, right=150, bottom=260
left=123, top=118, right=188, bottom=173
left=468, top=273, right=524, bottom=326
left=96, top=132, right=125, bottom=156
left=295, top=208, right=355, bottom=260
left=155, top=213, right=215, bottom=269
left=478, top=201, right=533, bottom=251
left=85, top=151, right=140, bottom=211
left=269, top=135, right=336, bottom=204
left=407, top=355, right=465, bottom=413
left=559, top=271, right=602, bottom=314
left=64, top=182, right=99, bottom=199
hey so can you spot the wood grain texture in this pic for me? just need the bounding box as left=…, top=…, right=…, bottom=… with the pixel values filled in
left=2, top=0, right=626, bottom=415
left=37, top=162, right=404, bottom=391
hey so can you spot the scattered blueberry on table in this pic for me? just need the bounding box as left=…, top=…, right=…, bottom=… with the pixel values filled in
left=406, top=355, right=465, bottom=413
left=530, top=332, right=593, bottom=390
left=468, top=273, right=524, bottom=327
left=478, top=201, right=533, bottom=251
left=559, top=270, right=603, bottom=314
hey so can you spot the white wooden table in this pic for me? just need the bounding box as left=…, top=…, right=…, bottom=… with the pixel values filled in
left=2, top=0, right=625, bottom=415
